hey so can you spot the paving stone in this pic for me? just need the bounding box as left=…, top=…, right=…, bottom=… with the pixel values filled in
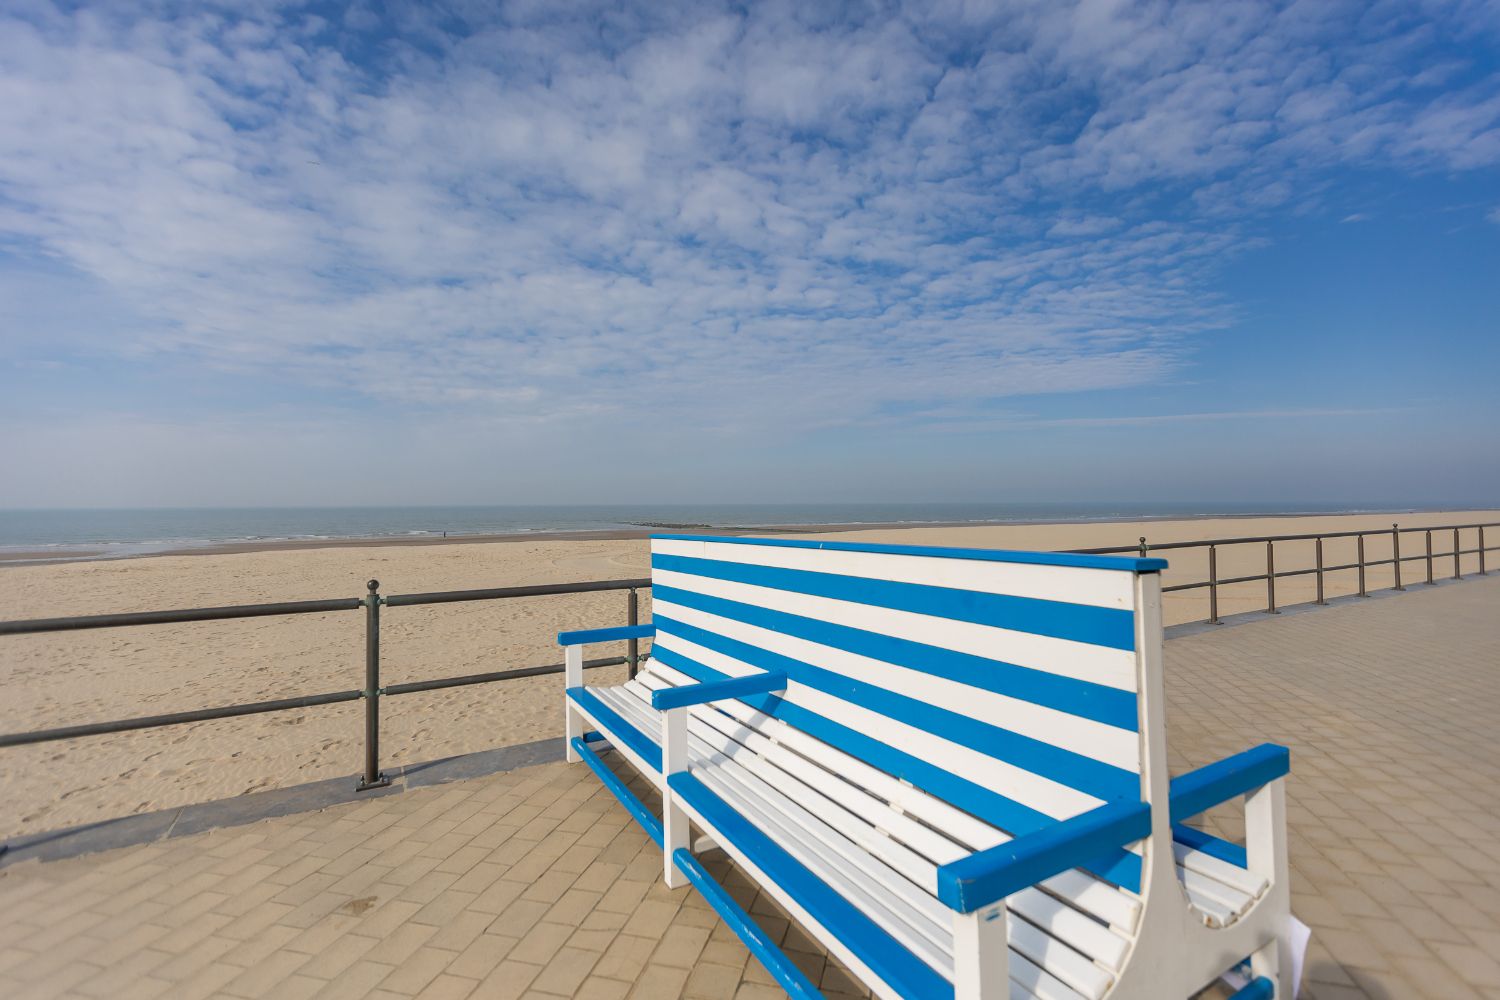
left=2, top=575, right=1498, bottom=1000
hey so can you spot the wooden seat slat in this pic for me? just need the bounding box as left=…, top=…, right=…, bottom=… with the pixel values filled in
left=1173, top=842, right=1269, bottom=899
left=593, top=685, right=956, bottom=965
left=645, top=665, right=1146, bottom=941
left=645, top=661, right=1152, bottom=942
left=648, top=660, right=1007, bottom=851
left=630, top=672, right=973, bottom=867
left=616, top=671, right=1138, bottom=979
left=622, top=658, right=1255, bottom=971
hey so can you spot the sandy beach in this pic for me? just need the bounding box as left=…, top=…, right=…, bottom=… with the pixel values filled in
left=2, top=509, right=1496, bottom=841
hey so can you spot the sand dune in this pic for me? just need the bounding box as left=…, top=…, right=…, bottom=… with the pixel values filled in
left=1, top=510, right=1495, bottom=840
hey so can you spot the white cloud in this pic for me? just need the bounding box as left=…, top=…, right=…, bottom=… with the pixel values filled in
left=0, top=0, right=1496, bottom=438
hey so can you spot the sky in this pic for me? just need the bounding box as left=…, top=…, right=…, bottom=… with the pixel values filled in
left=1, top=0, right=1497, bottom=509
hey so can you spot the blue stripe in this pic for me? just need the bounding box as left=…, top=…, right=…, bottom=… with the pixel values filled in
left=1173, top=824, right=1249, bottom=869
left=651, top=644, right=1142, bottom=892
left=572, top=737, right=663, bottom=847
left=654, top=614, right=1138, bottom=803
left=568, top=687, right=662, bottom=771
left=1170, top=744, right=1290, bottom=824
left=671, top=849, right=823, bottom=1000
left=651, top=670, right=788, bottom=710
left=558, top=623, right=656, bottom=646
left=654, top=554, right=1136, bottom=651
left=671, top=771, right=954, bottom=999
left=936, top=799, right=1151, bottom=913
left=1227, top=977, right=1274, bottom=1000
left=653, top=533, right=1168, bottom=574
left=654, top=583, right=1137, bottom=731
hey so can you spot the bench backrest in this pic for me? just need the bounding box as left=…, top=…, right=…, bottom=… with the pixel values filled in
left=648, top=534, right=1170, bottom=887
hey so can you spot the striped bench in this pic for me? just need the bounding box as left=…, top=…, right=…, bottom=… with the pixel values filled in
left=559, top=535, right=1293, bottom=999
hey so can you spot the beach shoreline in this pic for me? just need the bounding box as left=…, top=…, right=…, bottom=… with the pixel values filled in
left=1, top=505, right=1491, bottom=566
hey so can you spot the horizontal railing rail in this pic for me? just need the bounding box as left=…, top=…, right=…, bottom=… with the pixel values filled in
left=0, top=598, right=366, bottom=635
left=1069, top=520, right=1496, bottom=624
left=0, top=577, right=652, bottom=792
left=1, top=519, right=1494, bottom=809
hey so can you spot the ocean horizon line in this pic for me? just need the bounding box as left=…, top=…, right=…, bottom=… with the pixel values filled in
left=2, top=501, right=1496, bottom=564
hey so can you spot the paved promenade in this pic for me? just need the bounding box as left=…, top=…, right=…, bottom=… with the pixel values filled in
left=2, top=576, right=1498, bottom=999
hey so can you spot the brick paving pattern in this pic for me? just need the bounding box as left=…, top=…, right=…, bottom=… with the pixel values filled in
left=2, top=575, right=1498, bottom=999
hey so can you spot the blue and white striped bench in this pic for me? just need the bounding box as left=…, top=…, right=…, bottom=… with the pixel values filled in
left=559, top=535, right=1293, bottom=999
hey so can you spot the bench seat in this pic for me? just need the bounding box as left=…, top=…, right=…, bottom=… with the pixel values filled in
left=569, top=660, right=1271, bottom=1000
left=561, top=535, right=1294, bottom=998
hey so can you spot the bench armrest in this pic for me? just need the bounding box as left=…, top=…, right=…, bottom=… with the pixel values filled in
left=651, top=671, right=788, bottom=711
left=557, top=624, right=656, bottom=647
left=1169, top=743, right=1290, bottom=825
left=935, top=800, right=1151, bottom=913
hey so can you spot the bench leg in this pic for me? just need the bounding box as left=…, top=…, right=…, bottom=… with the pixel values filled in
left=564, top=646, right=586, bottom=762
left=953, top=904, right=1009, bottom=1000
left=662, top=707, right=691, bottom=889
left=1247, top=776, right=1289, bottom=997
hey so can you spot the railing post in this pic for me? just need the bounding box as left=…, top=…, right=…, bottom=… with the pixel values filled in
left=1266, top=540, right=1279, bottom=614
left=1426, top=530, right=1435, bottom=584
left=1357, top=534, right=1367, bottom=597
left=1392, top=524, right=1403, bottom=590
left=1314, top=537, right=1325, bottom=605
left=1481, top=526, right=1488, bottom=575
left=1138, top=536, right=1148, bottom=558
left=1454, top=527, right=1462, bottom=579
left=627, top=588, right=640, bottom=680
left=357, top=579, right=390, bottom=791
left=1208, top=544, right=1220, bottom=624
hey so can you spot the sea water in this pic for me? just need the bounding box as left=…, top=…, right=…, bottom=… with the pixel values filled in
left=0, top=502, right=1453, bottom=562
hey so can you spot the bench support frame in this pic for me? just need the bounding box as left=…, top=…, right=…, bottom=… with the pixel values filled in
left=662, top=706, right=691, bottom=889
left=953, top=905, right=1009, bottom=1000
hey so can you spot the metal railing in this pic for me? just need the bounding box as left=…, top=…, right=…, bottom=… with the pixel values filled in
left=0, top=577, right=651, bottom=790
left=1071, top=521, right=1496, bottom=624
left=2, top=518, right=1495, bottom=791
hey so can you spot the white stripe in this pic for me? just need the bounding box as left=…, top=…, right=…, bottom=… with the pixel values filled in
left=654, top=630, right=1108, bottom=821
left=653, top=567, right=1137, bottom=692
left=653, top=537, right=1135, bottom=610
left=653, top=595, right=1140, bottom=770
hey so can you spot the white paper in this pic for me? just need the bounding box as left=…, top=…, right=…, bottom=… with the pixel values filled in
left=1220, top=915, right=1312, bottom=997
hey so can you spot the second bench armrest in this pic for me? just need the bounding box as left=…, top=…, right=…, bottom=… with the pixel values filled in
left=936, top=799, right=1151, bottom=913
left=651, top=671, right=788, bottom=711
left=557, top=623, right=657, bottom=647
left=1169, top=743, right=1289, bottom=824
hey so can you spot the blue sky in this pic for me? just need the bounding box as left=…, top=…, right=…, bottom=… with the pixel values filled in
left=1, top=0, right=1497, bottom=508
